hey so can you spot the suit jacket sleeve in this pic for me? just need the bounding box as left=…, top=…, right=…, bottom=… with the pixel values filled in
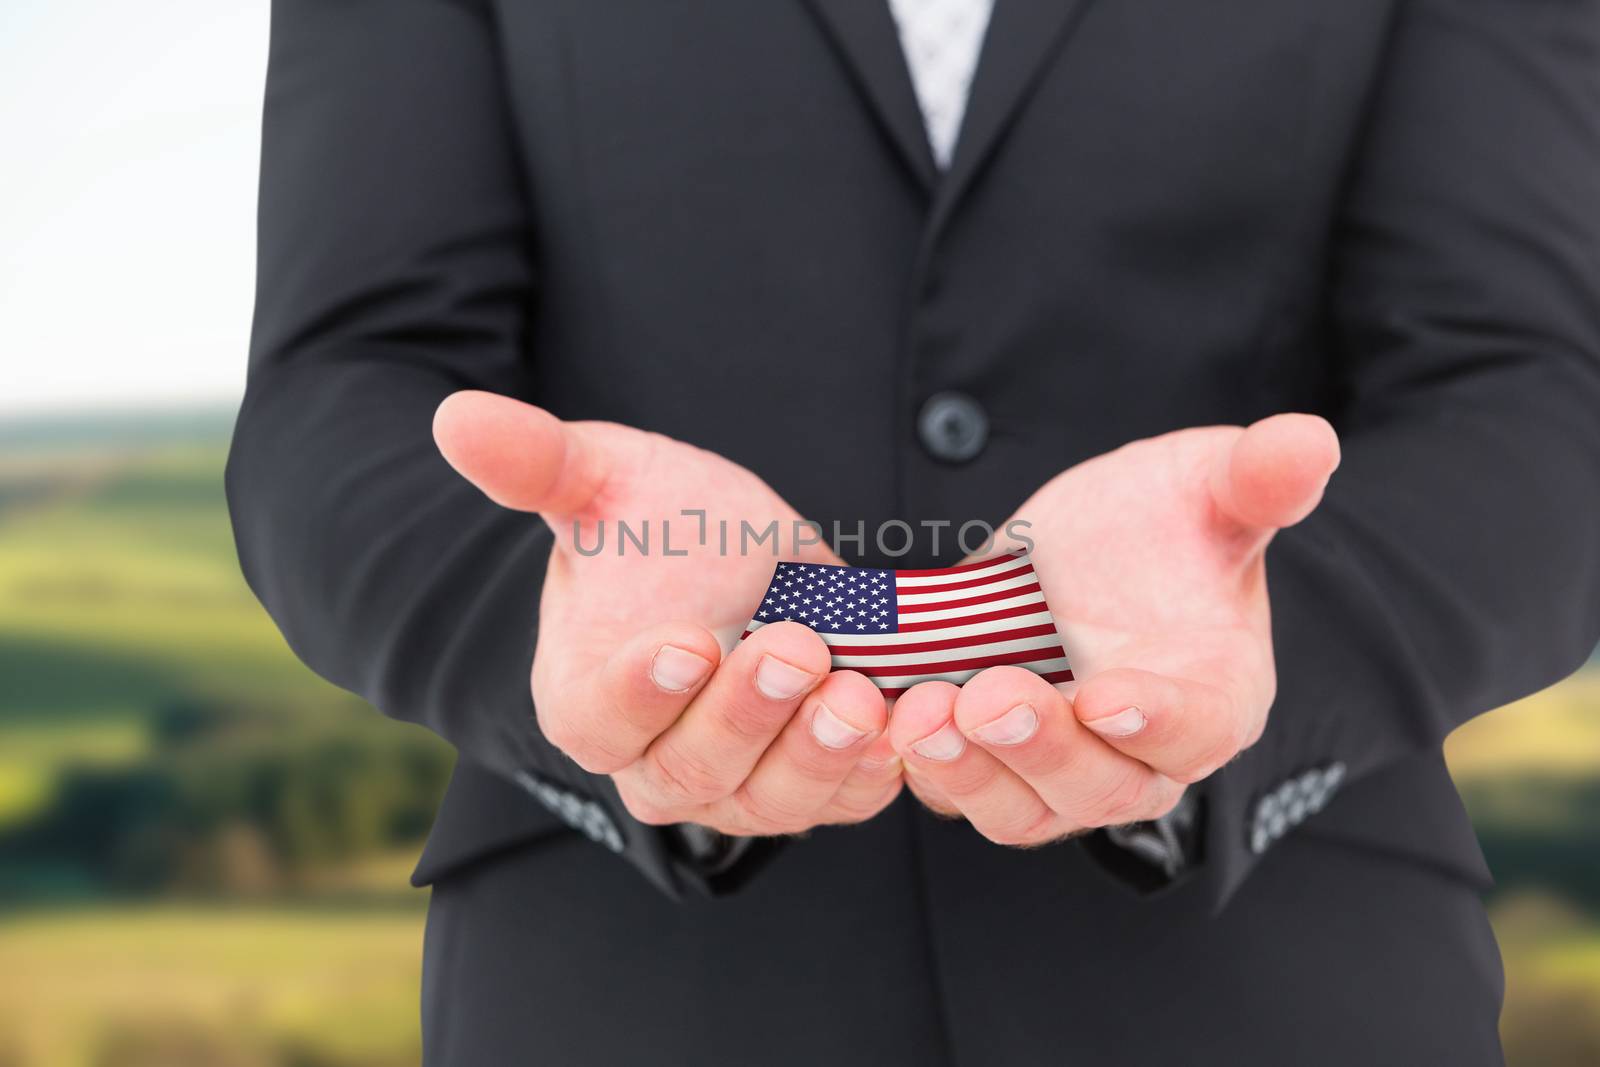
left=226, top=0, right=695, bottom=897
left=1198, top=0, right=1600, bottom=910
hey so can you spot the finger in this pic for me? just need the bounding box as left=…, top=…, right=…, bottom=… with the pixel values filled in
left=726, top=670, right=889, bottom=832
left=889, top=681, right=1059, bottom=845
left=1071, top=666, right=1261, bottom=784
left=433, top=390, right=620, bottom=516
left=952, top=666, right=1180, bottom=824
left=538, top=621, right=721, bottom=774
left=823, top=735, right=905, bottom=824
left=628, top=622, right=831, bottom=808
left=1209, top=413, right=1340, bottom=532
left=903, top=770, right=962, bottom=817
left=883, top=694, right=957, bottom=815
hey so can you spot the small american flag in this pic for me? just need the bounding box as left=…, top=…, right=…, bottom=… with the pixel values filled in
left=741, top=553, right=1072, bottom=696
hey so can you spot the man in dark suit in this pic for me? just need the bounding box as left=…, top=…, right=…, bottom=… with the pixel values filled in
left=228, top=0, right=1600, bottom=1063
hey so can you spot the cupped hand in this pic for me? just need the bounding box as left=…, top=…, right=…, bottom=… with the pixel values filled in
left=433, top=391, right=902, bottom=837
left=891, top=415, right=1340, bottom=844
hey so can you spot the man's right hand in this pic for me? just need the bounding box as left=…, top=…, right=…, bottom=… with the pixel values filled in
left=433, top=391, right=901, bottom=838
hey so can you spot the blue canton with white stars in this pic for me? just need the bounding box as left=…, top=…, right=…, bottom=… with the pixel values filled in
left=754, top=562, right=899, bottom=635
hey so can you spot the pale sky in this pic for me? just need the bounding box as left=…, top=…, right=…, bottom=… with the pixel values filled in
left=0, top=1, right=269, bottom=416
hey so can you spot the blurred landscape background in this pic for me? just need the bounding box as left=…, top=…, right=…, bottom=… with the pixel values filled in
left=0, top=414, right=449, bottom=1067
left=0, top=413, right=1597, bottom=1067
left=3, top=3, right=1599, bottom=1064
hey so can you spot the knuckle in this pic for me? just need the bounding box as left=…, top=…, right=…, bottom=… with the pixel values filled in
left=943, top=759, right=1005, bottom=802
left=716, top=698, right=786, bottom=744
left=647, top=739, right=732, bottom=806
left=907, top=781, right=961, bottom=818
left=568, top=742, right=631, bottom=776
left=722, top=805, right=788, bottom=837
left=1180, top=735, right=1241, bottom=785
left=1078, top=768, right=1152, bottom=828
left=1140, top=786, right=1183, bottom=822
left=827, top=786, right=897, bottom=825
left=824, top=799, right=877, bottom=826
left=786, top=745, right=848, bottom=788
left=535, top=705, right=582, bottom=756
left=1162, top=720, right=1241, bottom=784
left=535, top=696, right=637, bottom=773
left=1222, top=687, right=1264, bottom=752
left=1237, top=709, right=1268, bottom=752
left=1033, top=731, right=1094, bottom=779
left=730, top=782, right=813, bottom=833
left=536, top=708, right=626, bottom=773
left=615, top=782, right=675, bottom=827
left=979, top=807, right=1058, bottom=847
left=583, top=746, right=635, bottom=777
left=1168, top=754, right=1216, bottom=786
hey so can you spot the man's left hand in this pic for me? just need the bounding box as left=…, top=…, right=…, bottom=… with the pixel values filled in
left=888, top=415, right=1340, bottom=845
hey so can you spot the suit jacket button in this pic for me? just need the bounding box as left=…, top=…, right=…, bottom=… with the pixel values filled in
left=918, top=392, right=989, bottom=463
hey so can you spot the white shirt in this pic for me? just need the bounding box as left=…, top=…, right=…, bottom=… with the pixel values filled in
left=886, top=0, right=997, bottom=169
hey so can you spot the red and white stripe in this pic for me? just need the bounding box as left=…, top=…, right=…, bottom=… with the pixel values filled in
left=742, top=553, right=1072, bottom=697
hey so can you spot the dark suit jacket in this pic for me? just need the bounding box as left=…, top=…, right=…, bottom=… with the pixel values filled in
left=229, top=0, right=1600, bottom=1062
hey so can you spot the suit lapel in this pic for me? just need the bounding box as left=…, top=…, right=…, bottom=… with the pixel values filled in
left=932, top=0, right=1095, bottom=229
left=802, top=0, right=939, bottom=194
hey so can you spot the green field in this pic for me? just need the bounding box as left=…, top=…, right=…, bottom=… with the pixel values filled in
left=0, top=415, right=1597, bottom=1066
left=0, top=423, right=447, bottom=1066
left=0, top=903, right=425, bottom=1067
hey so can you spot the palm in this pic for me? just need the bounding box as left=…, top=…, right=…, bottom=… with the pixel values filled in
left=1012, top=427, right=1278, bottom=716
left=991, top=413, right=1339, bottom=771
left=535, top=425, right=841, bottom=698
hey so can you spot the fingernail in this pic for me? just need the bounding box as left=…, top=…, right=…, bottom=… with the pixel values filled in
left=755, top=655, right=816, bottom=700
left=650, top=645, right=713, bottom=692
left=1083, top=706, right=1146, bottom=738
left=911, top=722, right=967, bottom=762
left=972, top=703, right=1038, bottom=746
left=810, top=703, right=868, bottom=750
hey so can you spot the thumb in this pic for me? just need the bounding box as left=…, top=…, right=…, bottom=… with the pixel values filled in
left=433, top=390, right=616, bottom=516
left=1209, top=413, right=1341, bottom=531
